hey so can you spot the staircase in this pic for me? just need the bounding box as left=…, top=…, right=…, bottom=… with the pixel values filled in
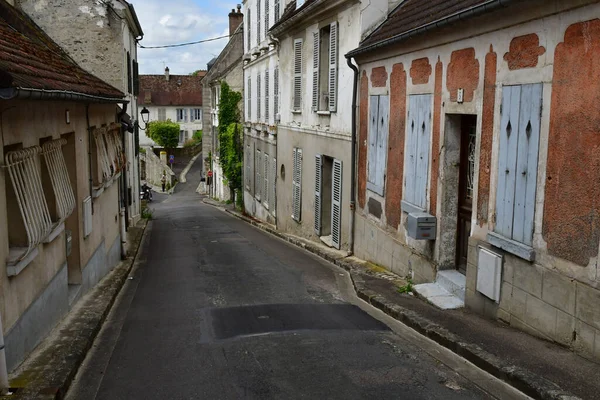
left=413, top=270, right=465, bottom=310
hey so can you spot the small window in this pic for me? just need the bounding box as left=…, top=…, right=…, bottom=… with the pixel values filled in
left=193, top=108, right=202, bottom=121
left=158, top=108, right=166, bottom=121
left=176, top=108, right=186, bottom=122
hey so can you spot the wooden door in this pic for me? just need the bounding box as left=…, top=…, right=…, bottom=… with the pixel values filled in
left=456, top=116, right=477, bottom=274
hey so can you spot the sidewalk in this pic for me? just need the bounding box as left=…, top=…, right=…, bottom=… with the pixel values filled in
left=205, top=200, right=599, bottom=400
left=1, top=219, right=149, bottom=400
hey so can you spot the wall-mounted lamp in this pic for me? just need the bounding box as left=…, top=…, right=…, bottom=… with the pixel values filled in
left=138, top=106, right=150, bottom=130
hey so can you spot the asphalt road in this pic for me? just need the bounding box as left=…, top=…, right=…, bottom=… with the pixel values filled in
left=66, top=159, right=495, bottom=400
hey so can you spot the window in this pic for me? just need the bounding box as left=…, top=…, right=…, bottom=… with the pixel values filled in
left=312, top=22, right=338, bottom=112
left=403, top=94, right=432, bottom=209
left=265, top=0, right=269, bottom=37
left=271, top=156, right=276, bottom=213
left=93, top=125, right=123, bottom=185
left=41, top=139, right=76, bottom=225
left=257, top=72, right=262, bottom=121
left=314, top=155, right=342, bottom=249
left=247, top=9, right=251, bottom=51
left=192, top=108, right=202, bottom=121
left=263, top=152, right=269, bottom=208
left=158, top=108, right=166, bottom=121
left=246, top=143, right=252, bottom=190
left=179, top=130, right=185, bottom=144
left=265, top=70, right=270, bottom=122
left=293, top=39, right=303, bottom=111
left=255, top=149, right=262, bottom=201
left=126, top=51, right=132, bottom=94
left=247, top=76, right=252, bottom=121
left=292, top=147, right=303, bottom=221
left=256, top=0, right=261, bottom=45
left=274, top=66, right=279, bottom=117
left=492, top=84, right=542, bottom=249
left=176, top=108, right=187, bottom=122
left=367, top=95, right=390, bottom=196
left=4, top=145, right=53, bottom=265
left=274, top=0, right=280, bottom=23
left=133, top=60, right=139, bottom=96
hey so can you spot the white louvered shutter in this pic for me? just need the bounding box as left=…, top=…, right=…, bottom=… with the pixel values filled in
left=312, top=31, right=320, bottom=111
left=292, top=149, right=298, bottom=219
left=329, top=22, right=338, bottom=112
left=257, top=0, right=261, bottom=45
left=247, top=76, right=252, bottom=121
left=257, top=72, right=262, bottom=121
left=332, top=159, right=342, bottom=249
left=256, top=149, right=262, bottom=200
left=274, top=0, right=280, bottom=23
left=265, top=0, right=269, bottom=36
left=292, top=148, right=302, bottom=221
left=246, top=144, right=251, bottom=190
left=247, top=9, right=251, bottom=51
left=272, top=157, right=277, bottom=215
left=314, top=155, right=322, bottom=235
left=264, top=153, right=269, bottom=207
left=265, top=70, right=270, bottom=123
left=274, top=66, right=279, bottom=117
left=293, top=39, right=303, bottom=111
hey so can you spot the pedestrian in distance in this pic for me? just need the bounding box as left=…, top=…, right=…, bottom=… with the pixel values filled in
left=161, top=172, right=167, bottom=192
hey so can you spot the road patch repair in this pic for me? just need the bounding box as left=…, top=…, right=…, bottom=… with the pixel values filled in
left=202, top=197, right=598, bottom=400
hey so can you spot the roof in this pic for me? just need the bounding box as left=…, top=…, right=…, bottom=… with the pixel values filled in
left=0, top=0, right=124, bottom=100
left=270, top=0, right=319, bottom=32
left=353, top=0, right=492, bottom=55
left=138, top=72, right=207, bottom=106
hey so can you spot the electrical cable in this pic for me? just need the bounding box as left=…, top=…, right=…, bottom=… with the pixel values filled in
left=138, top=31, right=241, bottom=49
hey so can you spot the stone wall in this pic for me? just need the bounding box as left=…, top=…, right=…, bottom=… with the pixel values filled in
left=140, top=148, right=174, bottom=188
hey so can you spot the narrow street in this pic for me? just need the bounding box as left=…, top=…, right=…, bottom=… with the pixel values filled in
left=66, top=160, right=495, bottom=400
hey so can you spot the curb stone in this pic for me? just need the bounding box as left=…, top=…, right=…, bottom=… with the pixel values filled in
left=206, top=201, right=581, bottom=400
left=2, top=220, right=149, bottom=400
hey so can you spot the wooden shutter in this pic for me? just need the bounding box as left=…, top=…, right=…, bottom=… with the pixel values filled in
left=292, top=148, right=302, bottom=221
left=415, top=94, right=431, bottom=209
left=404, top=96, right=419, bottom=205
left=257, top=72, right=262, bottom=121
left=246, top=144, right=251, bottom=190
left=367, top=95, right=386, bottom=195
left=293, top=39, right=303, bottom=111
left=376, top=95, right=389, bottom=194
left=126, top=51, right=132, bottom=94
left=247, top=9, right=251, bottom=50
left=247, top=76, right=252, bottom=121
left=314, top=154, right=322, bottom=234
left=328, top=21, right=338, bottom=112
left=274, top=0, right=280, bottom=23
left=332, top=159, right=343, bottom=249
left=257, top=0, right=261, bottom=44
left=272, top=157, right=277, bottom=214
left=496, top=84, right=542, bottom=246
left=265, top=70, right=270, bottom=122
left=133, top=60, right=139, bottom=96
left=274, top=66, right=279, bottom=116
left=256, top=149, right=262, bottom=200
left=264, top=152, right=269, bottom=207
left=312, top=31, right=320, bottom=111
left=265, top=0, right=269, bottom=36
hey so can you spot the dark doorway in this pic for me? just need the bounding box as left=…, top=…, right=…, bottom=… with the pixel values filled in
left=456, top=115, right=477, bottom=274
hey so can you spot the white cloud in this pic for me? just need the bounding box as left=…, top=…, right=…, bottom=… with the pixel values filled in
left=129, top=0, right=236, bottom=75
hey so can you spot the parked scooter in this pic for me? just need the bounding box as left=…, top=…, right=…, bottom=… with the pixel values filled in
left=140, top=183, right=153, bottom=202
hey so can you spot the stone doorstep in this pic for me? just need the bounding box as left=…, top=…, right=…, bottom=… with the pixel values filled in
left=212, top=204, right=583, bottom=400
left=413, top=270, right=466, bottom=310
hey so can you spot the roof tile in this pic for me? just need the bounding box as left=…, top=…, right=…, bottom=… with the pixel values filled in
left=138, top=73, right=206, bottom=107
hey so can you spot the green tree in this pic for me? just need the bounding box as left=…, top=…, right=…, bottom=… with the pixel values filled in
left=217, top=82, right=243, bottom=202
left=147, top=120, right=180, bottom=150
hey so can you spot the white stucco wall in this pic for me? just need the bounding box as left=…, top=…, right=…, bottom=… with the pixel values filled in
left=138, top=106, right=204, bottom=146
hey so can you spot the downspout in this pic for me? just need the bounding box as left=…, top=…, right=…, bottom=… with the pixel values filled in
left=346, top=56, right=359, bottom=256
left=0, top=311, right=9, bottom=395
left=118, top=104, right=128, bottom=259
left=86, top=104, right=94, bottom=211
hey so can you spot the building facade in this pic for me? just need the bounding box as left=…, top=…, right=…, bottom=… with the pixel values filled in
left=242, top=0, right=293, bottom=224
left=270, top=0, right=387, bottom=250
left=19, top=0, right=145, bottom=230
left=202, top=6, right=244, bottom=201
left=350, top=0, right=600, bottom=361
left=138, top=69, right=205, bottom=147
left=0, top=0, right=127, bottom=373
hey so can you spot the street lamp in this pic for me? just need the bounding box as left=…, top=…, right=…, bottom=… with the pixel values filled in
left=138, top=106, right=150, bottom=130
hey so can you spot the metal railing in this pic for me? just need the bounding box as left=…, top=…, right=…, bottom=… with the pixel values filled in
left=41, top=139, right=75, bottom=223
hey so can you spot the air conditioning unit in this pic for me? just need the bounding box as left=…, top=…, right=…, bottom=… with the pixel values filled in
left=83, top=196, right=92, bottom=238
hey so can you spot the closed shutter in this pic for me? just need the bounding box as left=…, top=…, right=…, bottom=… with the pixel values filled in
left=247, top=9, right=251, bottom=50
left=246, top=143, right=251, bottom=190
left=257, top=0, right=261, bottom=44
left=274, top=0, right=280, bottom=23
left=264, top=152, right=269, bottom=207
left=133, top=60, right=139, bottom=96
left=256, top=149, right=262, bottom=201
left=127, top=51, right=132, bottom=94
left=265, top=0, right=269, bottom=36
left=292, top=148, right=302, bottom=221
left=293, top=39, right=303, bottom=111
left=272, top=157, right=277, bottom=215
left=314, top=154, right=322, bottom=235
left=184, top=108, right=188, bottom=123
left=312, top=31, right=320, bottom=111
left=405, top=94, right=432, bottom=208
left=265, top=70, right=270, bottom=122
left=247, top=76, right=252, bottom=121
left=367, top=96, right=380, bottom=192
left=274, top=66, right=279, bottom=117
left=332, top=159, right=342, bottom=249
left=328, top=21, right=338, bottom=112
left=495, top=84, right=542, bottom=246
left=257, top=72, right=261, bottom=121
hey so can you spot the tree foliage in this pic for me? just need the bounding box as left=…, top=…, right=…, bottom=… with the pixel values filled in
left=217, top=82, right=243, bottom=197
left=147, top=120, right=180, bottom=149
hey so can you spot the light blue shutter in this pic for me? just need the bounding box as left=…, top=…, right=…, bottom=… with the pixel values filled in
left=404, top=97, right=418, bottom=205
left=328, top=21, right=338, bottom=112
left=367, top=95, right=379, bottom=190
left=415, top=94, right=432, bottom=208
left=331, top=159, right=342, bottom=249
left=314, top=154, right=322, bottom=234
left=376, top=95, right=389, bottom=193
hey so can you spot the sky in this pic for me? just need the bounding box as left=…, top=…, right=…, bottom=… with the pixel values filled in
left=129, top=0, right=237, bottom=75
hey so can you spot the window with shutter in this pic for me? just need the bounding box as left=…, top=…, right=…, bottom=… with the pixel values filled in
left=367, top=95, right=390, bottom=196
left=247, top=9, right=251, bottom=51
left=265, top=0, right=269, bottom=36
left=403, top=94, right=432, bottom=209
left=257, top=0, right=261, bottom=45
left=133, top=60, right=139, bottom=96
left=314, top=155, right=322, bottom=234
left=272, top=156, right=277, bottom=215
left=274, top=66, right=279, bottom=117
left=293, top=39, right=303, bottom=111
left=292, top=147, right=302, bottom=221
left=328, top=22, right=338, bottom=112
left=247, top=76, right=252, bottom=121
left=246, top=143, right=251, bottom=190
left=264, top=153, right=269, bottom=208
left=256, top=149, right=262, bottom=201
left=257, top=72, right=262, bottom=121
left=312, top=31, right=320, bottom=111
left=493, top=84, right=542, bottom=247
left=274, top=0, right=280, bottom=23
left=331, top=159, right=342, bottom=249
left=265, top=70, right=270, bottom=122
left=126, top=51, right=132, bottom=94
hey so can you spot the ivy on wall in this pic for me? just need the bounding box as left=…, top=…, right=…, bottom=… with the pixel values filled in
left=217, top=81, right=243, bottom=202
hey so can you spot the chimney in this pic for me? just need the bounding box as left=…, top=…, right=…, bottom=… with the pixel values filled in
left=228, top=4, right=243, bottom=36
left=165, top=66, right=170, bottom=81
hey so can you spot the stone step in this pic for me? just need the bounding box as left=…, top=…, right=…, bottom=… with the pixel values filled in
left=436, top=270, right=466, bottom=301
left=413, top=282, right=464, bottom=310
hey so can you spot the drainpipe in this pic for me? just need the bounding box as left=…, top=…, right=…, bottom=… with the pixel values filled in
left=0, top=312, right=9, bottom=395
left=346, top=56, right=359, bottom=256
left=118, top=104, right=128, bottom=259
left=86, top=105, right=94, bottom=213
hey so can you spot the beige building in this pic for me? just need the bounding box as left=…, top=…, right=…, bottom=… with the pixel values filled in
left=0, top=0, right=128, bottom=375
